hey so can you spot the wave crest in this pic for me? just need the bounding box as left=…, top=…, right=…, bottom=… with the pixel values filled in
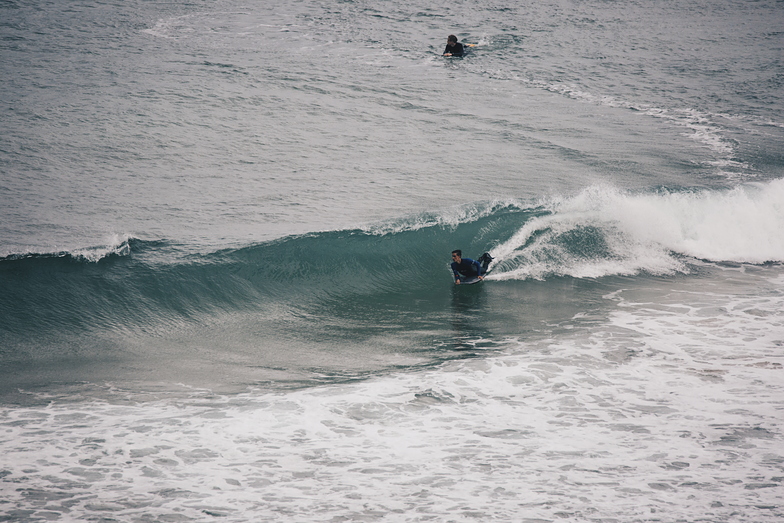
left=489, top=180, right=784, bottom=280
left=1, top=234, right=137, bottom=264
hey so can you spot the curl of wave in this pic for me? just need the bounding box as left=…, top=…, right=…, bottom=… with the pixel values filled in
left=2, top=181, right=781, bottom=338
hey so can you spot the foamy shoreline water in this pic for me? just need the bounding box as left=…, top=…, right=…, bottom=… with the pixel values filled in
left=3, top=269, right=782, bottom=522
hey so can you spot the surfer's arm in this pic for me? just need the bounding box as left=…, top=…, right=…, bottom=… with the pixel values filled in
left=472, top=259, right=484, bottom=280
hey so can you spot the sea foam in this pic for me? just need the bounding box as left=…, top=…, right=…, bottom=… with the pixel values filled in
left=490, top=179, right=784, bottom=280
left=2, top=266, right=782, bottom=522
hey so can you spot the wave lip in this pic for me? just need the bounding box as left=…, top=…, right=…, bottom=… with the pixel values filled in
left=1, top=234, right=136, bottom=264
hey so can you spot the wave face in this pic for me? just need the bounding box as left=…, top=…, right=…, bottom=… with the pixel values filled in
left=2, top=181, right=783, bottom=347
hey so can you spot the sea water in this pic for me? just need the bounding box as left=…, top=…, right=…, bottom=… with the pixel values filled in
left=1, top=0, right=783, bottom=521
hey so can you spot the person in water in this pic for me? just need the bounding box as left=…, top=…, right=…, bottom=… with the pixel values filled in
left=443, top=35, right=464, bottom=57
left=451, top=250, right=493, bottom=284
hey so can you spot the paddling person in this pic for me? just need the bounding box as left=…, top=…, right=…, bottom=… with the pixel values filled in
left=451, top=250, right=493, bottom=284
left=443, top=34, right=464, bottom=57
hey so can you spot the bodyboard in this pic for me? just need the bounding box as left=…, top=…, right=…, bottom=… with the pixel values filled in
left=454, top=252, right=493, bottom=286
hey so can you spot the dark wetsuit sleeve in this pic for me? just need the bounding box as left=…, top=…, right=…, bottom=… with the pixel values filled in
left=444, top=43, right=464, bottom=56
left=452, top=259, right=480, bottom=280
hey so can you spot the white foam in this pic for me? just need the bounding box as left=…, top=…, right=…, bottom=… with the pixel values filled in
left=617, top=180, right=784, bottom=263
left=489, top=180, right=784, bottom=280
left=70, top=233, right=133, bottom=262
left=2, top=268, right=782, bottom=521
left=0, top=234, right=134, bottom=262
left=141, top=15, right=197, bottom=40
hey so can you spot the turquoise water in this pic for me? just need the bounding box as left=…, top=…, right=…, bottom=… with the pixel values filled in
left=1, top=0, right=783, bottom=521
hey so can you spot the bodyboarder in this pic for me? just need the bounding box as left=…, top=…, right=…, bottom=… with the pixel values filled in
left=443, top=35, right=465, bottom=57
left=451, top=250, right=493, bottom=284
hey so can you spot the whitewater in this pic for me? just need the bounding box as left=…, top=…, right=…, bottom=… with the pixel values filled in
left=1, top=0, right=783, bottom=521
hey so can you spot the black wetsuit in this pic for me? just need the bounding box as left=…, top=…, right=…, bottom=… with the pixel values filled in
left=443, top=42, right=464, bottom=57
left=452, top=257, right=481, bottom=281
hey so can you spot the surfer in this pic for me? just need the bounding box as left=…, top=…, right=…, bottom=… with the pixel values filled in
left=443, top=35, right=464, bottom=57
left=451, top=250, right=493, bottom=284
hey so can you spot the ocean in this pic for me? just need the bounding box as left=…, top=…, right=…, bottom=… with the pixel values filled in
left=1, top=0, right=783, bottom=521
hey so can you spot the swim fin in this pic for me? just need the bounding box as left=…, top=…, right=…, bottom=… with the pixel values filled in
left=478, top=252, right=493, bottom=272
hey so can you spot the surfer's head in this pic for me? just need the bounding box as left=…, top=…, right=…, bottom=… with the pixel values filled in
left=447, top=34, right=458, bottom=46
left=451, top=249, right=462, bottom=262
